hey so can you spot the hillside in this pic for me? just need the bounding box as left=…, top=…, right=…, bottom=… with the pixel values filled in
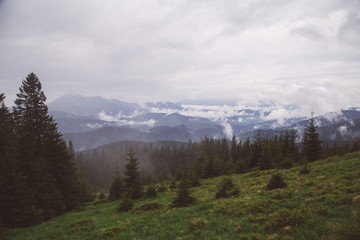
left=7, top=152, right=360, bottom=240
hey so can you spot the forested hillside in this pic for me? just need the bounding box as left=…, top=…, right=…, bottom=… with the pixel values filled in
left=7, top=152, right=360, bottom=240
left=76, top=123, right=360, bottom=192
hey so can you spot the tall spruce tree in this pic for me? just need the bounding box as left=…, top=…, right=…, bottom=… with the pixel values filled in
left=12, top=73, right=84, bottom=223
left=13, top=73, right=63, bottom=221
left=302, top=115, right=322, bottom=162
left=124, top=148, right=143, bottom=200
left=0, top=93, right=40, bottom=227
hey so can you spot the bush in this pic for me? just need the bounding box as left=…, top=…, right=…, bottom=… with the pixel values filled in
left=117, top=196, right=134, bottom=212
left=215, top=177, right=239, bottom=199
left=93, top=198, right=108, bottom=205
left=158, top=182, right=167, bottom=192
left=266, top=173, right=287, bottom=190
left=300, top=164, right=310, bottom=175
left=145, top=184, right=157, bottom=198
left=95, top=226, right=124, bottom=239
left=98, top=191, right=107, bottom=200
left=133, top=202, right=166, bottom=212
left=169, top=179, right=177, bottom=189
left=265, top=208, right=305, bottom=231
left=247, top=200, right=271, bottom=214
left=68, top=218, right=96, bottom=232
left=171, top=178, right=196, bottom=207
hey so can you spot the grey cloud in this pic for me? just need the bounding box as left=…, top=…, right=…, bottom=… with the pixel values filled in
left=0, top=0, right=359, bottom=110
left=338, top=12, right=360, bottom=44
left=291, top=26, right=323, bottom=40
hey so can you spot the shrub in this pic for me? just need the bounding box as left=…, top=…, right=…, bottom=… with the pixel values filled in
left=158, top=182, right=167, bottom=192
left=133, top=202, right=166, bottom=212
left=145, top=184, right=157, bottom=198
left=171, top=178, right=196, bottom=207
left=98, top=191, right=106, bottom=200
left=68, top=218, right=96, bottom=232
left=117, top=196, right=134, bottom=212
left=95, top=226, right=124, bottom=239
left=169, top=179, right=177, bottom=189
left=265, top=208, right=305, bottom=231
left=247, top=200, right=271, bottom=214
left=215, top=177, right=239, bottom=199
left=109, top=174, right=124, bottom=201
left=93, top=198, right=108, bottom=205
left=266, top=173, right=287, bottom=190
left=300, top=164, right=310, bottom=175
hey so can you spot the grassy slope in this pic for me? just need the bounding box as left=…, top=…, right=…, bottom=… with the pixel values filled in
left=7, top=152, right=360, bottom=240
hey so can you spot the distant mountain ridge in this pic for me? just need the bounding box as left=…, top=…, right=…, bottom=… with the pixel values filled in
left=49, top=94, right=360, bottom=151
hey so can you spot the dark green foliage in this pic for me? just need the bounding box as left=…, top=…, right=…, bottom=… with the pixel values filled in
left=158, top=182, right=167, bottom=192
left=117, top=194, right=134, bottom=212
left=249, top=131, right=262, bottom=168
left=145, top=184, right=157, bottom=198
left=109, top=170, right=124, bottom=201
left=124, top=148, right=143, bottom=200
left=94, top=226, right=124, bottom=238
left=259, top=142, right=273, bottom=170
left=266, top=173, right=287, bottom=190
left=300, top=164, right=310, bottom=174
left=265, top=208, right=305, bottom=231
left=171, top=177, right=196, bottom=207
left=169, top=179, right=177, bottom=189
left=0, top=93, right=39, bottom=227
left=215, top=177, right=239, bottom=199
left=0, top=73, right=87, bottom=227
left=133, top=202, right=166, bottom=212
left=204, top=156, right=215, bottom=178
left=302, top=117, right=322, bottom=162
left=184, top=169, right=201, bottom=187
left=68, top=218, right=96, bottom=232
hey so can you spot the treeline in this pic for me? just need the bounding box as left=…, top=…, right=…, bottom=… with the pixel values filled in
left=78, top=117, right=360, bottom=192
left=0, top=73, right=91, bottom=228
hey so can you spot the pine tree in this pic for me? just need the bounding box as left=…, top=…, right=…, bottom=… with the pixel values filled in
left=0, top=93, right=40, bottom=227
left=124, top=148, right=143, bottom=200
left=204, top=156, right=215, bottom=178
left=13, top=73, right=64, bottom=221
left=171, top=175, right=196, bottom=207
left=289, top=129, right=300, bottom=162
left=11, top=73, right=85, bottom=223
left=230, top=135, right=239, bottom=164
left=215, top=177, right=239, bottom=199
left=259, top=140, right=273, bottom=170
left=302, top=115, right=322, bottom=162
left=109, top=168, right=124, bottom=201
left=249, top=130, right=262, bottom=168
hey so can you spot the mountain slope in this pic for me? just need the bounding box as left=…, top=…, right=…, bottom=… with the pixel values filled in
left=49, top=94, right=360, bottom=150
left=9, top=152, right=360, bottom=240
left=49, top=93, right=139, bottom=116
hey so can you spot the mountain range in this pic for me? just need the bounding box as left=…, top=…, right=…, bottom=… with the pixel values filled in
left=48, top=93, right=360, bottom=151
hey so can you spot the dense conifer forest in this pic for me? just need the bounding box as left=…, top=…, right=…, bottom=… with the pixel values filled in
left=76, top=125, right=360, bottom=193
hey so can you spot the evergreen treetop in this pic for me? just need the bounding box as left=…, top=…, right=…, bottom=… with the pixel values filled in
left=124, top=148, right=143, bottom=200
left=303, top=116, right=322, bottom=162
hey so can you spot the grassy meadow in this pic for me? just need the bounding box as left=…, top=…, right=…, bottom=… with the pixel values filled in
left=4, top=152, right=360, bottom=240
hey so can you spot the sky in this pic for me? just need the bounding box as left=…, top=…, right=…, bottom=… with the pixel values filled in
left=1, top=0, right=360, bottom=116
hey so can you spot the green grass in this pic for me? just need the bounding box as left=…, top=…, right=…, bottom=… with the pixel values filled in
left=6, top=152, right=360, bottom=240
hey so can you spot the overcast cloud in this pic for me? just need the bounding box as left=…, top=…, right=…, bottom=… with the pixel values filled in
left=1, top=0, right=360, bottom=116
